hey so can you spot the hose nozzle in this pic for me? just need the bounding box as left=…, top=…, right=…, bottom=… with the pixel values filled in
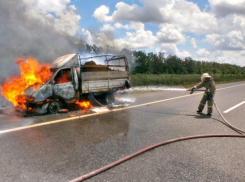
left=189, top=88, right=196, bottom=94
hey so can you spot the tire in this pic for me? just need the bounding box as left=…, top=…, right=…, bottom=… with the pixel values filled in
left=104, top=93, right=115, bottom=105
left=48, top=100, right=62, bottom=114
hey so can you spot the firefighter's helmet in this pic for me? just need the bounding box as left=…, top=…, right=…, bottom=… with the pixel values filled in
left=201, top=73, right=211, bottom=81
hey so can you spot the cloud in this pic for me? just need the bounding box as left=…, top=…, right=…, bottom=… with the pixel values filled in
left=190, top=38, right=197, bottom=49
left=101, top=24, right=115, bottom=31
left=111, top=2, right=164, bottom=23
left=194, top=49, right=245, bottom=66
left=115, top=29, right=158, bottom=49
left=93, top=5, right=112, bottom=22
left=114, top=23, right=130, bottom=29
left=93, top=0, right=218, bottom=34
left=157, top=24, right=186, bottom=44
left=206, top=30, right=245, bottom=50
left=128, top=22, right=145, bottom=31
left=210, top=0, right=245, bottom=17
left=101, top=22, right=145, bottom=31
left=85, top=20, right=186, bottom=55
left=83, top=21, right=157, bottom=50
left=158, top=43, right=191, bottom=58
left=197, top=48, right=210, bottom=56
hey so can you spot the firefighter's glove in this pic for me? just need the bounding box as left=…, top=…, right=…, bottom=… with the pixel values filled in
left=190, top=87, right=196, bottom=94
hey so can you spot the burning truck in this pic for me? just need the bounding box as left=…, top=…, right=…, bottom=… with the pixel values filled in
left=1, top=54, right=130, bottom=114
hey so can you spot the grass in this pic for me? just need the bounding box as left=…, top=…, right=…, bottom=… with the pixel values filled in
left=131, top=74, right=245, bottom=88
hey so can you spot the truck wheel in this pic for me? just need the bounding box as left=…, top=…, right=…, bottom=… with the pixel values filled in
left=48, top=100, right=62, bottom=114
left=104, top=93, right=115, bottom=105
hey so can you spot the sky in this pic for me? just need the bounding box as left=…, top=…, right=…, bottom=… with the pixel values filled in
left=70, top=0, right=245, bottom=66
left=0, top=0, right=245, bottom=69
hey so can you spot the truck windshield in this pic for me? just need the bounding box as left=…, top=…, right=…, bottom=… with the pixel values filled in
left=54, top=68, right=72, bottom=84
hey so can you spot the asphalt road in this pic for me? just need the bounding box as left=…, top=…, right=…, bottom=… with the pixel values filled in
left=0, top=81, right=245, bottom=182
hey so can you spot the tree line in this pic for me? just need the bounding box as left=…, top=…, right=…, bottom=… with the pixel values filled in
left=133, top=51, right=245, bottom=75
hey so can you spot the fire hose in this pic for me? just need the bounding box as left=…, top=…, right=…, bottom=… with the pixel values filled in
left=70, top=90, right=245, bottom=182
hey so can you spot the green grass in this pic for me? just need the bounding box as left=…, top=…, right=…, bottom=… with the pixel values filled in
left=131, top=74, right=245, bottom=88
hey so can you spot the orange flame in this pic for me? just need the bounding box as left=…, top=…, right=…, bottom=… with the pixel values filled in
left=75, top=101, right=92, bottom=109
left=1, top=57, right=52, bottom=108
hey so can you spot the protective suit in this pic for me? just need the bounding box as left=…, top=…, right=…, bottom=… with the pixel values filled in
left=193, top=73, right=216, bottom=115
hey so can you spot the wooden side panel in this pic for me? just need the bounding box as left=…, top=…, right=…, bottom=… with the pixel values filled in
left=81, top=79, right=127, bottom=93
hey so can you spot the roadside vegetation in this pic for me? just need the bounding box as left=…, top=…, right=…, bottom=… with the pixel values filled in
left=130, top=51, right=245, bottom=87
left=131, top=74, right=245, bottom=88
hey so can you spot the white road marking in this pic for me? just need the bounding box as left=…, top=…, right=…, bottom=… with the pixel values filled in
left=223, top=101, right=245, bottom=113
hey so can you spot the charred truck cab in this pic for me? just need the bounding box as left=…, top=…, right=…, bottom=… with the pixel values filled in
left=25, top=54, right=130, bottom=114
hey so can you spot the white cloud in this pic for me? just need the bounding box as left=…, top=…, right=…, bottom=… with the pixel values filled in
left=114, top=22, right=130, bottom=29
left=106, top=22, right=145, bottom=31
left=194, top=49, right=245, bottom=66
left=129, top=22, right=145, bottom=31
left=101, top=24, right=115, bottom=31
left=216, top=14, right=245, bottom=36
left=158, top=43, right=191, bottom=58
left=98, top=21, right=186, bottom=48
left=157, top=24, right=186, bottom=44
left=93, top=0, right=218, bottom=34
left=82, top=22, right=156, bottom=50
left=190, top=38, right=197, bottom=49
left=93, top=5, right=112, bottom=22
left=206, top=30, right=245, bottom=50
left=116, top=29, right=158, bottom=49
left=197, top=48, right=210, bottom=56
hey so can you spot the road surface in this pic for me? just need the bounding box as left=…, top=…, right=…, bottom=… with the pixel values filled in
left=0, top=81, right=245, bottom=182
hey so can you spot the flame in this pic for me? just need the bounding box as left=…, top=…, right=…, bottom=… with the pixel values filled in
left=1, top=57, right=52, bottom=108
left=75, top=101, right=92, bottom=109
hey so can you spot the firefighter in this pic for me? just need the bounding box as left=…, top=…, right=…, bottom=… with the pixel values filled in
left=191, top=73, right=216, bottom=116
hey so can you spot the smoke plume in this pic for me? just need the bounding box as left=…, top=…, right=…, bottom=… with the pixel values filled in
left=0, top=0, right=81, bottom=78
left=0, top=0, right=81, bottom=106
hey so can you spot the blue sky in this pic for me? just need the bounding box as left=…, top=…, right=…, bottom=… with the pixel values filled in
left=2, top=0, right=244, bottom=67
left=65, top=0, right=245, bottom=66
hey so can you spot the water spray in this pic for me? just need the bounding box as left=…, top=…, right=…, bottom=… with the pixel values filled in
left=89, top=90, right=135, bottom=109
left=131, top=86, right=187, bottom=92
